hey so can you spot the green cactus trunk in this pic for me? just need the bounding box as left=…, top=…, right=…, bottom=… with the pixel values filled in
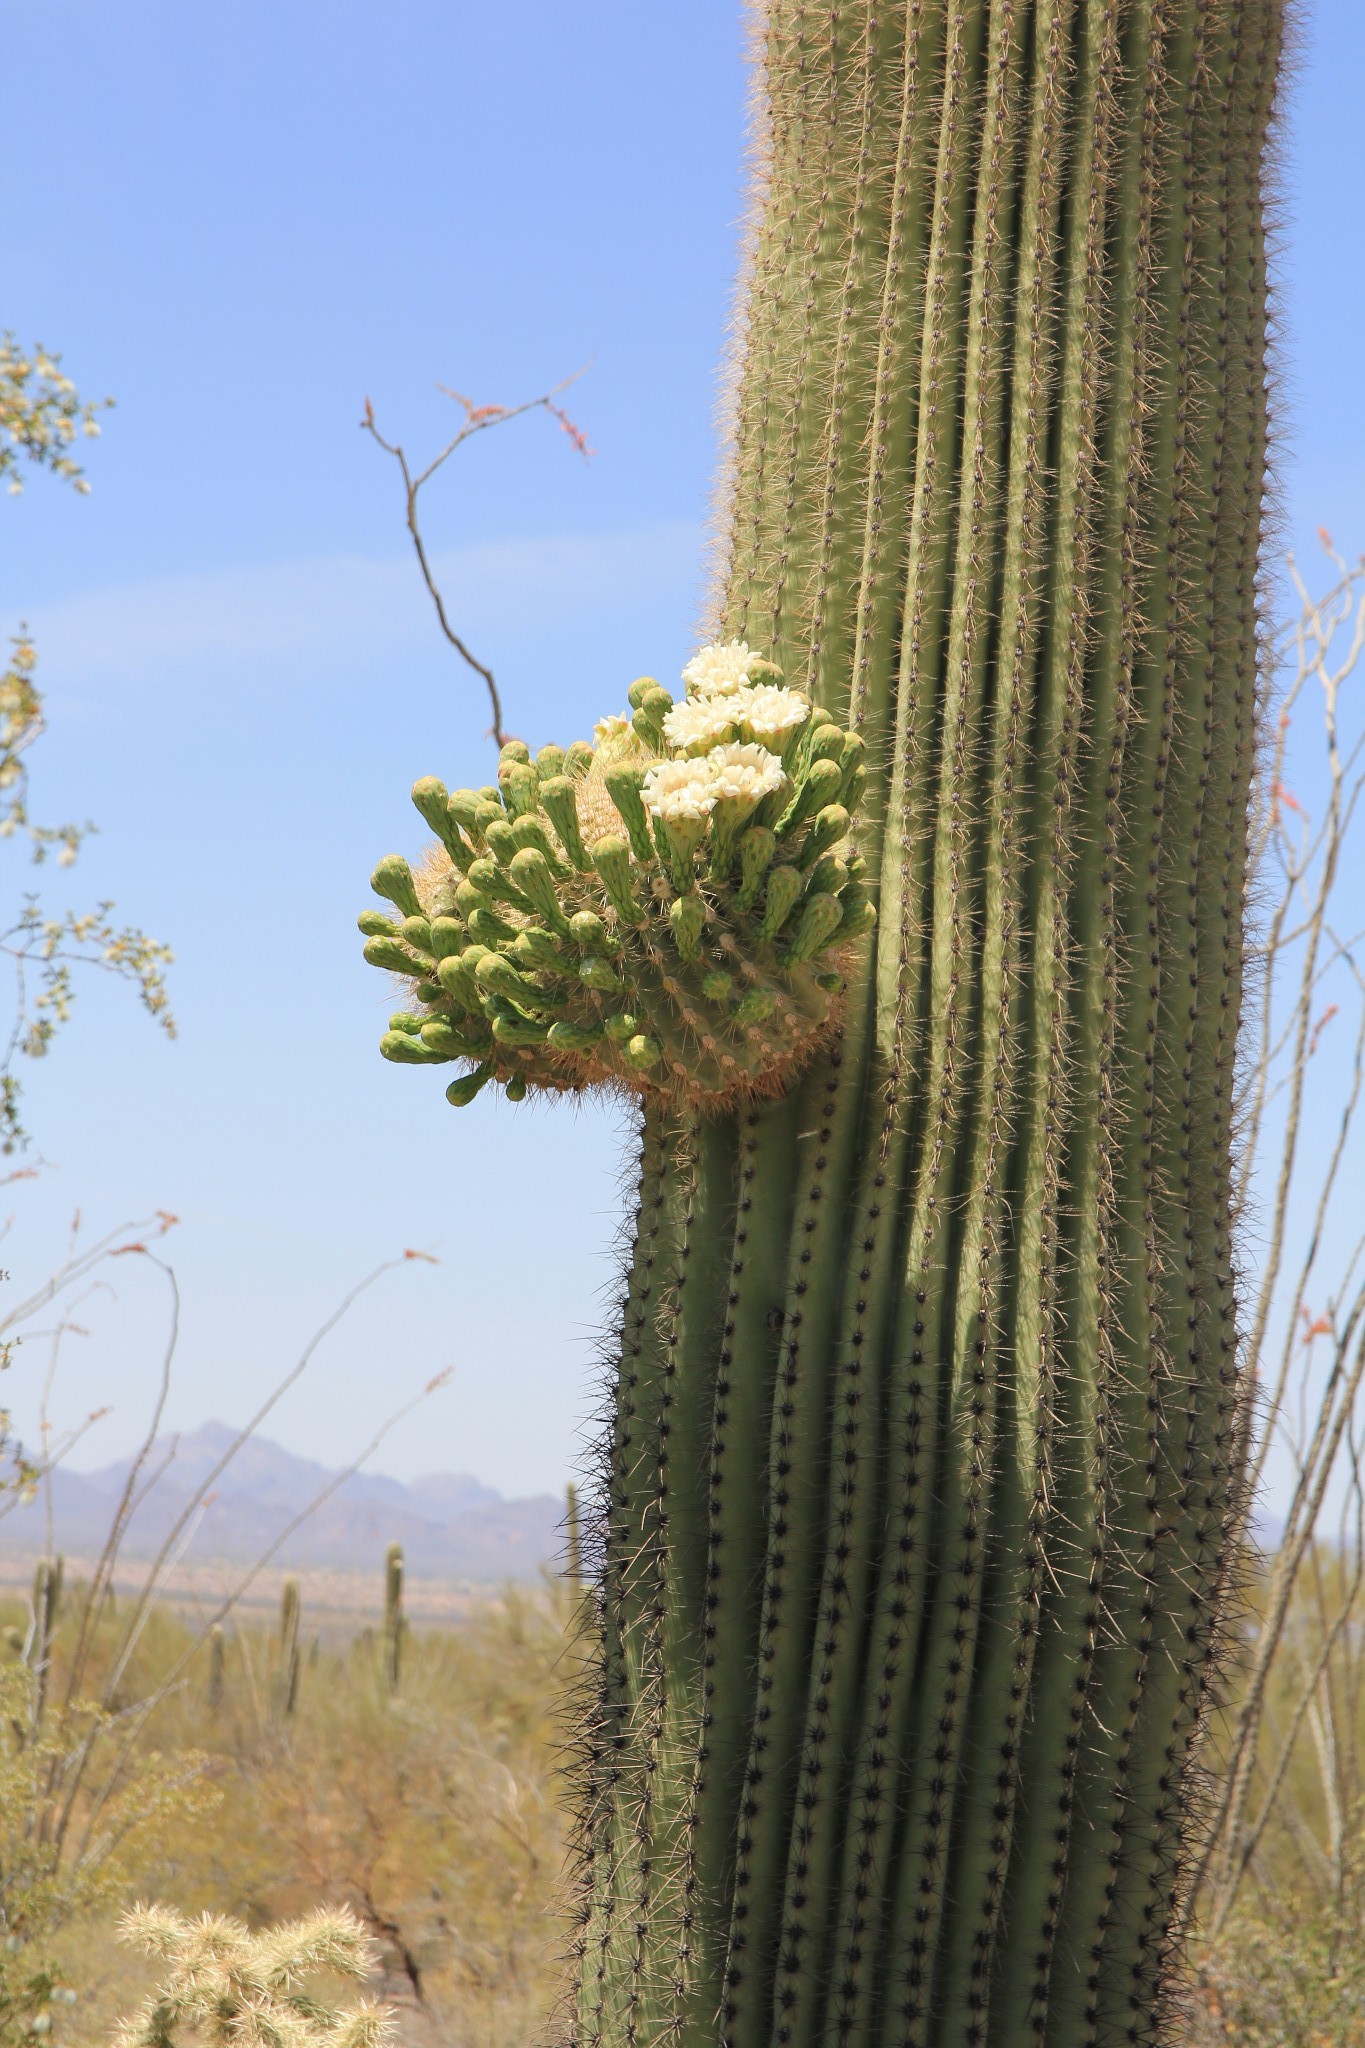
left=572, top=7, right=1282, bottom=2047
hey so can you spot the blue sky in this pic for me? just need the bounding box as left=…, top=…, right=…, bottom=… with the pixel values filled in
left=2, top=2, right=1362, bottom=1500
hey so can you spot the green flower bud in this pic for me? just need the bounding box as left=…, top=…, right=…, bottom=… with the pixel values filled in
left=499, top=740, right=531, bottom=767
left=536, top=743, right=567, bottom=778
left=501, top=761, right=540, bottom=819
left=569, top=909, right=619, bottom=954
left=660, top=812, right=708, bottom=893
left=399, top=916, right=433, bottom=956
left=510, top=812, right=571, bottom=876
left=834, top=885, right=877, bottom=943
left=627, top=676, right=658, bottom=709
left=631, top=685, right=674, bottom=750
left=804, top=854, right=850, bottom=900
left=590, top=837, right=646, bottom=925
left=505, top=1073, right=528, bottom=1102
left=381, top=1030, right=451, bottom=1065
left=605, top=766, right=656, bottom=864
left=603, top=1011, right=639, bottom=1043
left=580, top=955, right=624, bottom=995
left=512, top=926, right=569, bottom=973
left=415, top=978, right=445, bottom=1006
left=625, top=1034, right=662, bottom=1071
left=540, top=776, right=592, bottom=871
left=421, top=1016, right=493, bottom=1057
left=436, top=953, right=485, bottom=1012
left=429, top=917, right=465, bottom=961
left=709, top=794, right=764, bottom=880
left=564, top=740, right=595, bottom=780
left=733, top=985, right=778, bottom=1027
left=798, top=803, right=851, bottom=868
left=757, top=865, right=803, bottom=942
left=508, top=846, right=573, bottom=935
left=371, top=855, right=424, bottom=919
left=701, top=968, right=734, bottom=1001
left=475, top=952, right=547, bottom=1011
left=840, top=763, right=868, bottom=814
left=466, top=905, right=519, bottom=947
left=358, top=910, right=396, bottom=938
left=669, top=892, right=706, bottom=963
left=447, top=789, right=484, bottom=836
left=464, top=859, right=534, bottom=914
left=388, top=1013, right=424, bottom=1035
left=783, top=890, right=843, bottom=966
left=446, top=1061, right=494, bottom=1108
left=363, top=935, right=428, bottom=975
left=410, top=776, right=474, bottom=872
left=477, top=785, right=503, bottom=805
left=776, top=756, right=843, bottom=838
left=816, top=970, right=845, bottom=993
left=548, top=1018, right=605, bottom=1053
left=473, top=800, right=505, bottom=843
left=491, top=1007, right=553, bottom=1048
left=484, top=819, right=519, bottom=867
left=735, top=826, right=778, bottom=912
left=805, top=723, right=847, bottom=765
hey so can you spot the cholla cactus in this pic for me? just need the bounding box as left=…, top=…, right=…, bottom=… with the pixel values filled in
left=359, top=647, right=873, bottom=1115
left=112, top=1904, right=391, bottom=2048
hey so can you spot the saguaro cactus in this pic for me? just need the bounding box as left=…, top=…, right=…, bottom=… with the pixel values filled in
left=28, top=1555, right=62, bottom=1725
left=363, top=5, right=1283, bottom=2042
left=276, top=1577, right=302, bottom=1720
left=383, top=1541, right=405, bottom=1696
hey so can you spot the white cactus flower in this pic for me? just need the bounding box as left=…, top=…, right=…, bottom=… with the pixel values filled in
left=704, top=742, right=788, bottom=804
left=593, top=712, right=632, bottom=745
left=641, top=755, right=719, bottom=822
left=662, top=696, right=740, bottom=754
left=738, top=684, right=810, bottom=747
left=681, top=639, right=763, bottom=699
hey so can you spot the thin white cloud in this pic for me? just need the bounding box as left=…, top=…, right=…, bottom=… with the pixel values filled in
left=4, top=521, right=702, bottom=682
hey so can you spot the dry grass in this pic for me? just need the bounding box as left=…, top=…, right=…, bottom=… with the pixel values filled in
left=2, top=1581, right=581, bottom=2048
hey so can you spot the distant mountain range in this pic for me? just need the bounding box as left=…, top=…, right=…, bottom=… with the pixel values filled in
left=5, top=1422, right=566, bottom=1583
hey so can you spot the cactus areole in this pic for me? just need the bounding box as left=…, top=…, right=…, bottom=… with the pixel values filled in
left=361, top=5, right=1283, bottom=2043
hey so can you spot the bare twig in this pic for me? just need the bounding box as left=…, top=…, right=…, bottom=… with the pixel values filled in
left=361, top=371, right=592, bottom=749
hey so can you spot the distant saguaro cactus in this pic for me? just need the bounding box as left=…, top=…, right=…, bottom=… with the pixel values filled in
left=207, top=1622, right=226, bottom=1716
left=566, top=1482, right=584, bottom=1598
left=29, top=1554, right=63, bottom=1725
left=276, top=1577, right=301, bottom=1720
left=364, top=3, right=1285, bottom=2041
left=383, top=1542, right=404, bottom=1696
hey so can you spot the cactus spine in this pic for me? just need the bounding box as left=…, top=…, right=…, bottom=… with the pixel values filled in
left=561, top=10, right=1284, bottom=2048
left=383, top=1542, right=405, bottom=1696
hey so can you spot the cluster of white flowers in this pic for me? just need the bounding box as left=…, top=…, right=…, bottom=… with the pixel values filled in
left=642, top=739, right=787, bottom=824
